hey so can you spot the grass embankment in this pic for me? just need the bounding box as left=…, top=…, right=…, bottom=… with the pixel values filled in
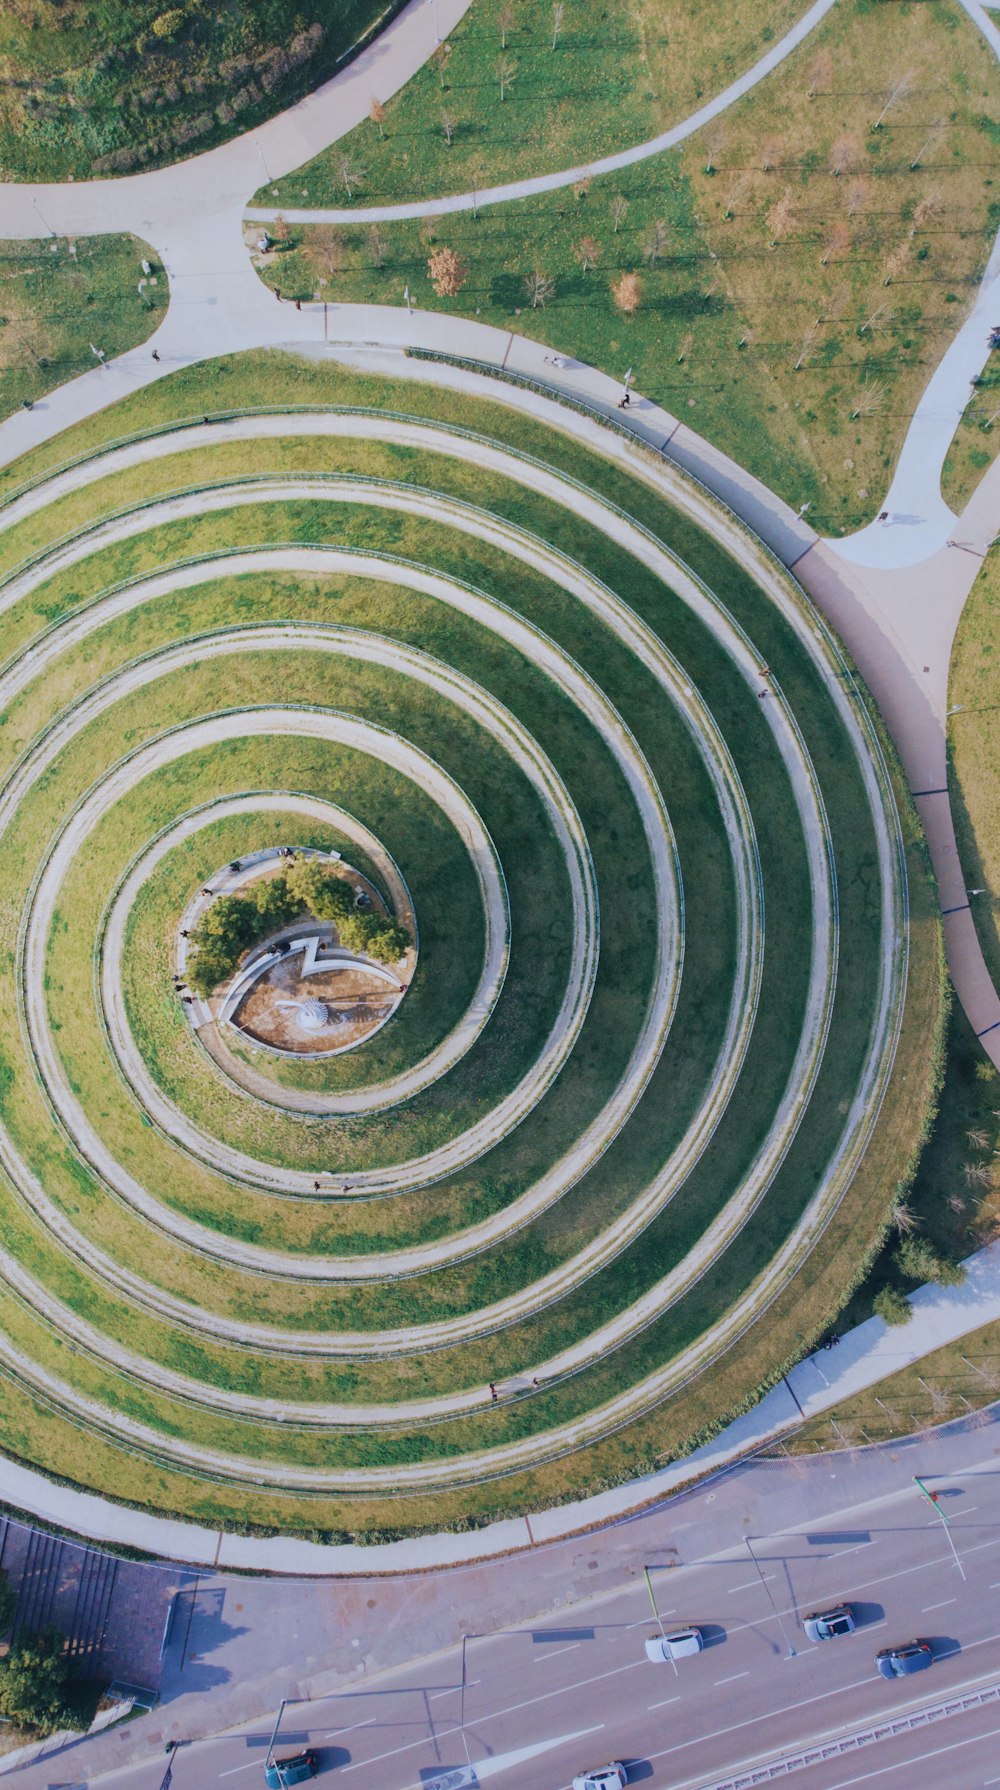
left=255, top=0, right=802, bottom=207
left=260, top=0, right=1000, bottom=534
left=0, top=351, right=945, bottom=1530
left=948, top=544, right=1000, bottom=992
left=941, top=335, right=1000, bottom=513
left=788, top=1320, right=1000, bottom=1453
left=0, top=236, right=167, bottom=419
left=0, top=0, right=395, bottom=179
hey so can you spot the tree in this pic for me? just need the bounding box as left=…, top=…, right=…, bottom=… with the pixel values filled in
left=828, top=133, right=858, bottom=178
left=573, top=236, right=601, bottom=273
left=721, top=175, right=750, bottom=221
left=272, top=213, right=289, bottom=242
left=366, top=224, right=386, bottom=269
left=303, top=225, right=345, bottom=288
left=499, top=1, right=514, bottom=48
left=497, top=54, right=517, bottom=100
left=433, top=40, right=452, bottom=87
left=851, top=375, right=886, bottom=419
left=910, top=115, right=946, bottom=170
left=873, top=69, right=915, bottom=132
left=523, top=267, right=555, bottom=308
left=874, top=1286, right=911, bottom=1327
left=440, top=111, right=456, bottom=145
left=0, top=1630, right=71, bottom=1735
left=806, top=48, right=832, bottom=98
left=843, top=177, right=868, bottom=218
left=760, top=136, right=782, bottom=172
left=337, top=155, right=365, bottom=199
left=793, top=319, right=821, bottom=370
left=427, top=245, right=468, bottom=296
left=551, top=1, right=564, bottom=49
left=612, top=271, right=642, bottom=314
left=820, top=219, right=850, bottom=266
left=881, top=241, right=910, bottom=286
left=765, top=189, right=794, bottom=248
left=896, top=1236, right=944, bottom=1283
left=910, top=190, right=942, bottom=235
left=643, top=217, right=668, bottom=265
left=611, top=194, right=628, bottom=234
left=369, top=97, right=386, bottom=138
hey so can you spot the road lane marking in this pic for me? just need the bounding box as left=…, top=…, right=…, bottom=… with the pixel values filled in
left=727, top=1576, right=776, bottom=1594
left=219, top=1765, right=265, bottom=1778
left=921, top=1598, right=957, bottom=1612
left=323, top=1716, right=377, bottom=1738
left=649, top=1695, right=682, bottom=1710
left=795, top=1718, right=1000, bottom=1790
left=535, top=1641, right=582, bottom=1659
left=714, top=1671, right=750, bottom=1685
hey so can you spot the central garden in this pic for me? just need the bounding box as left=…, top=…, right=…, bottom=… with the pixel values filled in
left=0, top=347, right=941, bottom=1542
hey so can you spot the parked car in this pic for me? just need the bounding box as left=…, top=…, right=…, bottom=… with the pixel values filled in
left=875, top=1641, right=933, bottom=1679
left=803, top=1606, right=856, bottom=1643
left=572, top=1765, right=627, bottom=1790
left=264, top=1751, right=318, bottom=1788
left=645, top=1628, right=704, bottom=1661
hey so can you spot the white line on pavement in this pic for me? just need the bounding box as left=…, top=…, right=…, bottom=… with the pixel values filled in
left=649, top=1696, right=682, bottom=1710
left=797, top=1719, right=1000, bottom=1790
left=921, top=1599, right=958, bottom=1612
left=714, top=1672, right=751, bottom=1685
left=535, top=1642, right=582, bottom=1659
left=728, top=1576, right=776, bottom=1593
left=323, top=1716, right=377, bottom=1738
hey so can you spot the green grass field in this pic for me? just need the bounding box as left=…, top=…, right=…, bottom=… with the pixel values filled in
left=0, top=235, right=167, bottom=419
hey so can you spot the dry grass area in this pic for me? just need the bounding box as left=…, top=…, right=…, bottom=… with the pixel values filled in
left=949, top=545, right=1000, bottom=993
left=678, top=0, right=1000, bottom=533
left=785, top=1318, right=1000, bottom=1453
left=942, top=334, right=1000, bottom=511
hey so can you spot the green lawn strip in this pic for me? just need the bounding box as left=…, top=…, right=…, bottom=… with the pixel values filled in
left=941, top=341, right=1000, bottom=512
left=255, top=0, right=799, bottom=208
left=0, top=0, right=397, bottom=181
left=948, top=546, right=1000, bottom=996
left=124, top=808, right=466, bottom=1101
left=0, top=235, right=167, bottom=420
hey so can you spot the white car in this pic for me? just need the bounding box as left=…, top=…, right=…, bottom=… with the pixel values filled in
left=644, top=1628, right=704, bottom=1661
left=572, top=1766, right=627, bottom=1790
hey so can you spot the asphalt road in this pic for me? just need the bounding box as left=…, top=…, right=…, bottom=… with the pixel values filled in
left=39, top=1453, right=1000, bottom=1790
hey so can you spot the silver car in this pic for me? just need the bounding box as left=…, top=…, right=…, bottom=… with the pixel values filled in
left=803, top=1605, right=856, bottom=1643
left=644, top=1628, right=704, bottom=1661
left=572, top=1767, right=627, bottom=1790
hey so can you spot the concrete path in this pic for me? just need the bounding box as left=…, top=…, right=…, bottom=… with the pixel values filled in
left=245, top=0, right=839, bottom=226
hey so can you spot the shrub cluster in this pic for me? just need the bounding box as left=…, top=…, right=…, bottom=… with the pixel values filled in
left=186, top=857, right=410, bottom=997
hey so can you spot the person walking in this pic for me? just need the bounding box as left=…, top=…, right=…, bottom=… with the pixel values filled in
left=489, top=1382, right=498, bottom=1402
left=618, top=391, right=631, bottom=409
left=151, top=350, right=160, bottom=362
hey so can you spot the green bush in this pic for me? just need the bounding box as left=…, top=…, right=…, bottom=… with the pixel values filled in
left=895, top=1235, right=945, bottom=1284
left=0, top=1570, right=17, bottom=1638
left=937, top=1257, right=968, bottom=1287
left=0, top=1630, right=71, bottom=1735
left=874, top=1286, right=912, bottom=1327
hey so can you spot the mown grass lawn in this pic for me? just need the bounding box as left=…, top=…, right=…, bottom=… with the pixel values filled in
left=0, top=235, right=166, bottom=420
left=949, top=545, right=1000, bottom=993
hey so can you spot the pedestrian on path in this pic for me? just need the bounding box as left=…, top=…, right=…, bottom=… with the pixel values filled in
left=201, top=887, right=213, bottom=897
left=21, top=398, right=33, bottom=411
left=618, top=391, right=631, bottom=409
left=152, top=350, right=160, bottom=362
left=295, top=299, right=302, bottom=311
left=180, top=928, right=190, bottom=938
left=275, top=289, right=282, bottom=302
left=489, top=1382, right=498, bottom=1402
left=314, top=1180, right=321, bottom=1192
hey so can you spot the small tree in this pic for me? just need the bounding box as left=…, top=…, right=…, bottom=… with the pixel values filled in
left=369, top=97, right=386, bottom=139
left=366, top=224, right=386, bottom=269
left=611, top=193, right=628, bottom=234
left=828, top=133, right=858, bottom=178
left=843, top=177, right=868, bottom=218
left=793, top=319, right=821, bottom=370
left=303, top=225, right=345, bottom=288
left=440, top=111, right=456, bottom=145
left=0, top=1631, right=70, bottom=1735
left=910, top=115, right=946, bottom=170
left=760, top=136, right=782, bottom=172
left=573, top=235, right=601, bottom=274
left=896, top=1235, right=944, bottom=1283
left=874, top=1286, right=911, bottom=1327
left=612, top=271, right=642, bottom=314
left=882, top=242, right=910, bottom=286
left=497, top=53, right=517, bottom=100
left=873, top=69, right=915, bottom=132
left=428, top=245, right=468, bottom=296
left=499, top=1, right=514, bottom=47
left=851, top=375, right=886, bottom=419
left=433, top=40, right=452, bottom=87
left=337, top=155, right=365, bottom=200
left=806, top=47, right=832, bottom=98
left=765, top=189, right=794, bottom=248
left=910, top=190, right=942, bottom=236
left=820, top=219, right=850, bottom=266
left=644, top=217, right=668, bottom=265
left=523, top=267, right=555, bottom=308
left=551, top=1, right=564, bottom=49
left=272, top=213, right=289, bottom=243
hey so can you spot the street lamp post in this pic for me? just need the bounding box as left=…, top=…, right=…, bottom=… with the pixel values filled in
left=745, top=1536, right=796, bottom=1657
left=914, top=1475, right=966, bottom=1581
left=31, top=195, right=56, bottom=238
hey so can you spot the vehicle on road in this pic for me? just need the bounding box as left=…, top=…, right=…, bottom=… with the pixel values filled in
left=803, top=1606, right=856, bottom=1642
left=572, top=1765, right=627, bottom=1790
left=875, top=1642, right=933, bottom=1679
left=264, top=1751, right=318, bottom=1788
left=645, top=1628, right=704, bottom=1661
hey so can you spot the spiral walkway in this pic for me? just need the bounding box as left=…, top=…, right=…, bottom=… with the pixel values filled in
left=0, top=361, right=914, bottom=1533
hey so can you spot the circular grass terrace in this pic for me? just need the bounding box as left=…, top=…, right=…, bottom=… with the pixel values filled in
left=0, top=351, right=942, bottom=1545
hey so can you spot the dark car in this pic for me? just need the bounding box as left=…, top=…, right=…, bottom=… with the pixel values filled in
left=264, top=1751, right=318, bottom=1788
left=875, top=1641, right=933, bottom=1679
left=803, top=1605, right=856, bottom=1643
